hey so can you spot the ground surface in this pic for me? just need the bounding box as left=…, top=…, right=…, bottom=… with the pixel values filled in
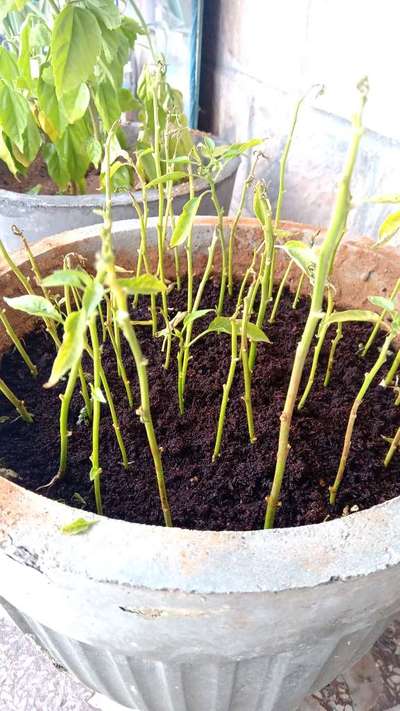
left=2, top=605, right=400, bottom=710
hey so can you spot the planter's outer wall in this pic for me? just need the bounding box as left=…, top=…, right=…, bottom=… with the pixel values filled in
left=1, top=218, right=400, bottom=711
left=0, top=126, right=239, bottom=252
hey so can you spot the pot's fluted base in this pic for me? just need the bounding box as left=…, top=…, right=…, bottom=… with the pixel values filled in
left=0, top=596, right=390, bottom=711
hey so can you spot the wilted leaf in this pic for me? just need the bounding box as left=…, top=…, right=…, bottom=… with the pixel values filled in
left=183, top=309, right=213, bottom=326
left=253, top=182, right=271, bottom=226
left=91, top=385, right=106, bottom=403
left=82, top=282, right=104, bottom=318
left=60, top=517, right=97, bottom=535
left=4, top=295, right=62, bottom=322
left=277, top=240, right=317, bottom=278
left=213, top=138, right=262, bottom=159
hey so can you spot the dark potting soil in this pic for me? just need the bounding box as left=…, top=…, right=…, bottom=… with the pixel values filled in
left=1, top=282, right=400, bottom=530
left=0, top=156, right=101, bottom=196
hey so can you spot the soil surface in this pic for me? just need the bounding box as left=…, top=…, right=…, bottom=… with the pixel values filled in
left=0, top=282, right=400, bottom=530
left=0, top=156, right=101, bottom=196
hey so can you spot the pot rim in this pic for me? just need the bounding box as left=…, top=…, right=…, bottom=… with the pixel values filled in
left=0, top=129, right=239, bottom=209
left=1, top=216, right=400, bottom=596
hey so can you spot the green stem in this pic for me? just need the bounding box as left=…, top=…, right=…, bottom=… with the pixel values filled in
left=186, top=162, right=195, bottom=311
left=292, top=272, right=305, bottom=309
left=384, top=347, right=400, bottom=387
left=57, top=360, right=81, bottom=483
left=298, top=288, right=334, bottom=409
left=0, top=377, right=33, bottom=422
left=178, top=231, right=219, bottom=414
left=89, top=316, right=103, bottom=516
left=269, top=259, right=293, bottom=323
left=105, top=300, right=133, bottom=408
left=100, top=129, right=172, bottom=527
left=329, top=333, right=394, bottom=504
left=0, top=308, right=37, bottom=376
left=324, top=322, right=343, bottom=387
left=99, top=366, right=128, bottom=469
left=249, top=208, right=274, bottom=371
left=228, top=154, right=260, bottom=296
left=384, top=425, right=400, bottom=467
left=362, top=277, right=400, bottom=357
left=264, top=80, right=368, bottom=529
left=64, top=283, right=92, bottom=420
left=241, top=284, right=257, bottom=443
left=209, top=179, right=227, bottom=315
left=212, top=316, right=239, bottom=460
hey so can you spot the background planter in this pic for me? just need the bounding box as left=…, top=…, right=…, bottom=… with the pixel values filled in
left=1, top=218, right=400, bottom=711
left=0, top=125, right=239, bottom=252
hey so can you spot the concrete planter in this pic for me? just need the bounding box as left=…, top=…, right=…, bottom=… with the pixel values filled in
left=1, top=218, right=400, bottom=711
left=0, top=126, right=239, bottom=252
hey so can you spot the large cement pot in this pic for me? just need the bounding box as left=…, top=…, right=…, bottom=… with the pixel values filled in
left=1, top=217, right=400, bottom=711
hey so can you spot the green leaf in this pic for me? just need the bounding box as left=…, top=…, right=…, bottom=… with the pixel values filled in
left=119, top=88, right=140, bottom=112
left=0, top=83, right=30, bottom=150
left=45, top=310, right=86, bottom=387
left=86, top=137, right=102, bottom=168
left=378, top=211, right=400, bottom=246
left=94, top=78, right=121, bottom=131
left=0, top=128, right=18, bottom=176
left=51, top=6, right=102, bottom=98
left=324, top=309, right=380, bottom=327
left=0, top=46, right=19, bottom=86
left=42, top=142, right=69, bottom=191
left=4, top=295, right=62, bottom=322
left=21, top=111, right=41, bottom=164
left=183, top=309, right=213, bottom=326
left=38, top=72, right=68, bottom=142
left=57, top=120, right=91, bottom=182
left=170, top=194, right=204, bottom=248
left=277, top=240, right=317, bottom=278
left=82, top=282, right=104, bottom=317
left=368, top=295, right=396, bottom=312
left=83, top=0, right=121, bottom=30
left=17, top=17, right=32, bottom=87
left=42, top=269, right=91, bottom=289
left=207, top=316, right=271, bottom=342
left=117, top=274, right=167, bottom=295
left=120, top=16, right=143, bottom=45
left=60, top=517, right=97, bottom=535
left=62, top=83, right=90, bottom=124
left=145, top=171, right=187, bottom=189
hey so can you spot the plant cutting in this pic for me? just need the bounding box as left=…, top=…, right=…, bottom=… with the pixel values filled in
left=2, top=80, right=400, bottom=711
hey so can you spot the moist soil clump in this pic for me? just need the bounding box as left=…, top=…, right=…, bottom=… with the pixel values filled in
left=0, top=282, right=399, bottom=530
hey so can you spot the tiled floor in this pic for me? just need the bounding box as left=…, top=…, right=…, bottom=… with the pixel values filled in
left=2, top=605, right=400, bottom=710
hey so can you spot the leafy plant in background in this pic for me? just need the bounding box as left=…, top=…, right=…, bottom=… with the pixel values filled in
left=0, top=0, right=193, bottom=194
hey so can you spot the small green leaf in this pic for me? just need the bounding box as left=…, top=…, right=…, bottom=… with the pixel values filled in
left=42, top=269, right=91, bottom=289
left=117, top=274, right=167, bottom=295
left=213, top=138, right=262, bottom=159
left=60, top=517, right=97, bottom=535
left=253, top=182, right=271, bottom=226
left=368, top=296, right=396, bottom=312
left=378, top=211, right=400, bottom=246
left=145, top=171, right=187, bottom=189
left=183, top=309, right=213, bottom=326
left=277, top=240, right=317, bottom=278
left=324, top=309, right=380, bottom=326
left=0, top=83, right=30, bottom=150
left=91, top=385, right=106, bottom=403
left=83, top=0, right=121, bottom=30
left=0, top=128, right=18, bottom=176
left=45, top=310, right=86, bottom=388
left=118, top=87, right=139, bottom=112
left=170, top=194, right=204, bottom=248
left=82, top=282, right=104, bottom=318
left=51, top=6, right=102, bottom=98
left=367, top=194, right=400, bottom=204
left=207, top=316, right=271, bottom=342
left=4, top=295, right=62, bottom=322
